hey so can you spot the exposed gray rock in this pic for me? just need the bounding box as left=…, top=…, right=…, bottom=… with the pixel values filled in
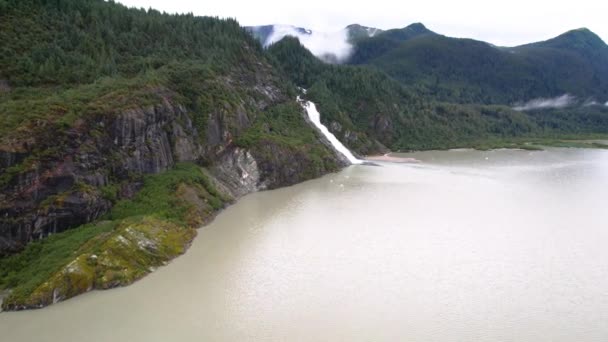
left=0, top=99, right=206, bottom=255
left=329, top=121, right=343, bottom=133
left=112, top=104, right=176, bottom=174
left=0, top=151, right=27, bottom=170
left=171, top=117, right=201, bottom=162
left=0, top=82, right=344, bottom=255
left=0, top=79, right=10, bottom=93
left=205, top=111, right=226, bottom=146
left=210, top=147, right=264, bottom=198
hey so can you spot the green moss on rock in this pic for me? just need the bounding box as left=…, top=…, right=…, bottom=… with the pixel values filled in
left=1, top=163, right=226, bottom=311
left=2, top=216, right=195, bottom=310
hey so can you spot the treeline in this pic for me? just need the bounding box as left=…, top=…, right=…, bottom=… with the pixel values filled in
left=0, top=0, right=297, bottom=148
left=0, top=0, right=262, bottom=87
left=2, top=0, right=608, bottom=153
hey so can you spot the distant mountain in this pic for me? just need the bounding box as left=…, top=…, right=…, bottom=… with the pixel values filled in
left=348, top=23, right=435, bottom=64
left=251, top=22, right=608, bottom=105
left=348, top=25, right=608, bottom=104
left=368, top=22, right=432, bottom=42
left=345, top=24, right=383, bottom=42
left=268, top=36, right=608, bottom=153
left=518, top=28, right=608, bottom=53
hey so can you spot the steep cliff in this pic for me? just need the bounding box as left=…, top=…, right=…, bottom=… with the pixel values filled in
left=0, top=0, right=347, bottom=310
left=0, top=80, right=345, bottom=309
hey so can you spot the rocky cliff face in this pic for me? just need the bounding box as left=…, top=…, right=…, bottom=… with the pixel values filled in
left=327, top=120, right=389, bottom=156
left=0, top=0, right=351, bottom=310
left=0, top=79, right=9, bottom=94
left=0, top=83, right=346, bottom=257
left=0, top=80, right=350, bottom=309
left=0, top=96, right=188, bottom=255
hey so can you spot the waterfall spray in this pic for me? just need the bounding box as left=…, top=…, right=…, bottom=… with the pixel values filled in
left=298, top=97, right=362, bottom=165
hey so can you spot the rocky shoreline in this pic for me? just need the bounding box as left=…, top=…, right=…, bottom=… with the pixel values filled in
left=1, top=146, right=347, bottom=311
left=0, top=84, right=350, bottom=311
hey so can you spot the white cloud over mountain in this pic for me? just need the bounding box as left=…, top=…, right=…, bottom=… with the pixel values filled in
left=264, top=25, right=353, bottom=63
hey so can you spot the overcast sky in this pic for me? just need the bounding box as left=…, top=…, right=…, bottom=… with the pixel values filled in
left=115, top=0, right=607, bottom=46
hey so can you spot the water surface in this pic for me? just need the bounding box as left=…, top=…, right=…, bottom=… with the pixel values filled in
left=2, top=148, right=608, bottom=341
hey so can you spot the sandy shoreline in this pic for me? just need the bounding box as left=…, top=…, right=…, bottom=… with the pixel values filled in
left=365, top=154, right=420, bottom=163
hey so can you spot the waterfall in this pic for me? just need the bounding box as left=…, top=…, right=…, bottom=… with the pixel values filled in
left=299, top=98, right=362, bottom=165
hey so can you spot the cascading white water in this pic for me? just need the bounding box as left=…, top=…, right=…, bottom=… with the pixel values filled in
left=299, top=98, right=362, bottom=165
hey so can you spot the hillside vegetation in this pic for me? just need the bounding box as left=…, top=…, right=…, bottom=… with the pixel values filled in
left=2, top=0, right=608, bottom=310
left=348, top=24, right=608, bottom=104
left=269, top=37, right=608, bottom=151
left=0, top=0, right=341, bottom=309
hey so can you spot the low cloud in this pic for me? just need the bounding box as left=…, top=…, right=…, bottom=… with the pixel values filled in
left=265, top=25, right=353, bottom=63
left=583, top=99, right=599, bottom=107
left=513, top=94, right=576, bottom=111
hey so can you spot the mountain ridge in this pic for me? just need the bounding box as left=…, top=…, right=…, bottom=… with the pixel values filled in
left=517, top=27, right=607, bottom=50
left=248, top=23, right=608, bottom=105
left=346, top=24, right=608, bottom=104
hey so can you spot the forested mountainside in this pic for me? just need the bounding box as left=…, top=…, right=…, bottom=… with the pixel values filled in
left=251, top=22, right=608, bottom=105
left=1, top=0, right=608, bottom=311
left=348, top=24, right=608, bottom=104
left=268, top=37, right=608, bottom=152
left=0, top=0, right=344, bottom=310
